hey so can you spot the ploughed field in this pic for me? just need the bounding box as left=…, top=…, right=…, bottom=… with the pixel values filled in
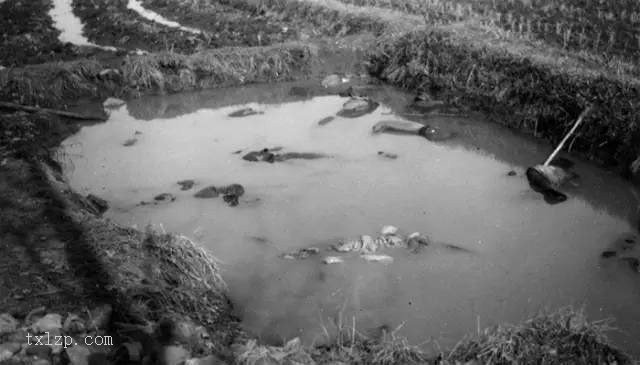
left=57, top=82, right=640, bottom=355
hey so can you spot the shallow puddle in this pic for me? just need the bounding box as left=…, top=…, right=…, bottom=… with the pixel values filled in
left=58, top=82, right=640, bottom=354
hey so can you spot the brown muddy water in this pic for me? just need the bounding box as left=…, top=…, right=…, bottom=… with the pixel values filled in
left=57, top=82, right=640, bottom=355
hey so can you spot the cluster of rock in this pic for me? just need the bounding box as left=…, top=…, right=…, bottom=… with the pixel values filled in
left=0, top=305, right=112, bottom=365
left=133, top=181, right=246, bottom=207
left=193, top=183, right=245, bottom=207
left=0, top=306, right=233, bottom=365
left=278, top=226, right=433, bottom=265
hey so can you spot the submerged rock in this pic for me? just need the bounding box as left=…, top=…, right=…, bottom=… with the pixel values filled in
left=177, top=180, right=195, bottom=191
left=361, top=254, right=393, bottom=264
left=377, top=151, right=398, bottom=159
left=407, top=232, right=431, bottom=253
left=280, top=247, right=320, bottom=260
left=337, top=98, right=379, bottom=118
left=228, top=107, right=263, bottom=118
left=218, top=184, right=245, bottom=197
left=194, top=186, right=219, bottom=199
left=317, top=116, right=336, bottom=126
left=418, top=126, right=457, bottom=142
left=242, top=148, right=276, bottom=163
left=223, top=194, right=239, bottom=207
left=323, top=256, right=344, bottom=264
left=507, top=170, right=517, bottom=176
left=123, top=138, right=138, bottom=147
left=242, top=148, right=328, bottom=163
left=275, top=152, right=327, bottom=161
left=154, top=193, right=176, bottom=202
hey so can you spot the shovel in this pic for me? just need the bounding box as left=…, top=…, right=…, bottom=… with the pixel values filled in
left=526, top=105, right=593, bottom=203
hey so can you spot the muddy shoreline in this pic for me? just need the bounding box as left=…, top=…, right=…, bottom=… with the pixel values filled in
left=0, top=0, right=638, bottom=363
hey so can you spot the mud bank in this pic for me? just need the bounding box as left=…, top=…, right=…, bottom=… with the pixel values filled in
left=0, top=43, right=312, bottom=107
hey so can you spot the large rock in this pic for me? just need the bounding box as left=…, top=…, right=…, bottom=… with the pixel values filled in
left=160, top=345, right=190, bottom=365
left=0, top=313, right=19, bottom=335
left=102, top=97, right=125, bottom=109
left=321, top=74, right=343, bottom=88
left=32, top=313, right=63, bottom=333
left=63, top=314, right=86, bottom=335
left=0, top=342, right=22, bottom=362
left=65, top=344, right=91, bottom=365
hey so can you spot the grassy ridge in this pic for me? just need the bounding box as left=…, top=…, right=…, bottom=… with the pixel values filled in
left=366, top=29, right=640, bottom=170
left=0, top=43, right=313, bottom=107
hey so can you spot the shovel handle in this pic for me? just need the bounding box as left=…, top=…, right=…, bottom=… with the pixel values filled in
left=543, top=105, right=593, bottom=167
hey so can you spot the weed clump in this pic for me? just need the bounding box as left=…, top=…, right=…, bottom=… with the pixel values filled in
left=445, top=308, right=631, bottom=364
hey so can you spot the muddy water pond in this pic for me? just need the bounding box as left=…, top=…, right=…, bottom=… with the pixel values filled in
left=58, top=82, right=640, bottom=354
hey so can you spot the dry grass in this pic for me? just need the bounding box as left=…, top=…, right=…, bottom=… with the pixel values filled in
left=445, top=307, right=631, bottom=365
left=231, top=305, right=632, bottom=364
left=0, top=43, right=312, bottom=106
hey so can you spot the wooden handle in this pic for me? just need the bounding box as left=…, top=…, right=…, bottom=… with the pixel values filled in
left=543, top=105, right=593, bottom=167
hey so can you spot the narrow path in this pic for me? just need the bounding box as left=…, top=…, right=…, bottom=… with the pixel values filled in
left=127, top=0, right=202, bottom=34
